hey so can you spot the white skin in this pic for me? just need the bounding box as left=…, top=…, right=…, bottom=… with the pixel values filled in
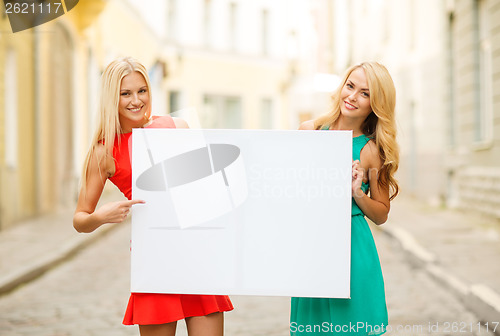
left=73, top=71, right=223, bottom=336
left=299, top=67, right=390, bottom=225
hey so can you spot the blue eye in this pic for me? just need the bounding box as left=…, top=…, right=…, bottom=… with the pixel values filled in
left=361, top=92, right=369, bottom=98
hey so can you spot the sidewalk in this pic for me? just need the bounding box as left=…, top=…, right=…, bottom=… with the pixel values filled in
left=0, top=190, right=121, bottom=295
left=379, top=195, right=500, bottom=328
left=1, top=192, right=499, bottom=329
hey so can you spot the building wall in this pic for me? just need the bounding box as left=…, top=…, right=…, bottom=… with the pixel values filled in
left=446, top=0, right=500, bottom=218
left=329, top=0, right=500, bottom=219
left=33, top=22, right=76, bottom=212
left=129, top=0, right=317, bottom=130
left=0, top=14, right=36, bottom=229
left=0, top=0, right=111, bottom=228
left=163, top=51, right=287, bottom=129
left=0, top=0, right=327, bottom=230
left=330, top=0, right=449, bottom=205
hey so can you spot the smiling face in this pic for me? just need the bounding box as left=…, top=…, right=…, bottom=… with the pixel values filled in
left=118, top=71, right=150, bottom=133
left=339, top=67, right=372, bottom=122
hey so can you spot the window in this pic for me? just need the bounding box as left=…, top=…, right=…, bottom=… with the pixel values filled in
left=203, top=0, right=212, bottom=47
left=223, top=97, right=241, bottom=128
left=4, top=49, right=18, bottom=169
left=87, top=50, right=100, bottom=141
left=261, top=9, right=269, bottom=56
left=169, top=91, right=181, bottom=114
left=474, top=0, right=493, bottom=144
left=228, top=2, right=237, bottom=51
left=447, top=12, right=456, bottom=148
left=260, top=98, right=273, bottom=129
left=167, top=0, right=177, bottom=41
left=408, top=0, right=416, bottom=51
left=409, top=101, right=417, bottom=193
left=203, top=95, right=242, bottom=129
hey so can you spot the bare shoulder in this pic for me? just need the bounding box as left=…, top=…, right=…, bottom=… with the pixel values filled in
left=360, top=139, right=383, bottom=168
left=173, top=117, right=189, bottom=129
left=90, top=143, right=114, bottom=178
left=92, top=142, right=107, bottom=162
left=298, top=120, right=315, bottom=130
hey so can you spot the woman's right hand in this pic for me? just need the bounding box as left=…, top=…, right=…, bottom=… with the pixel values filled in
left=74, top=199, right=145, bottom=233
left=93, top=199, right=145, bottom=224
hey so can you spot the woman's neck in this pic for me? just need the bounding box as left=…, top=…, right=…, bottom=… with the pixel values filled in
left=331, top=116, right=364, bottom=137
left=119, top=116, right=150, bottom=134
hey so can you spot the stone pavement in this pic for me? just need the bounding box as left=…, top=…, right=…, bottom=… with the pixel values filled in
left=0, top=192, right=499, bottom=333
left=0, top=203, right=495, bottom=336
left=0, top=189, right=119, bottom=295
left=379, top=195, right=500, bottom=328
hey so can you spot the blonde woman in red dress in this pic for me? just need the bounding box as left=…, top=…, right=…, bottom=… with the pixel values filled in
left=73, top=57, right=233, bottom=336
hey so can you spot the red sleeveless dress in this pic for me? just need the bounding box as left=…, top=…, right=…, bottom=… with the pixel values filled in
left=108, top=115, right=234, bottom=325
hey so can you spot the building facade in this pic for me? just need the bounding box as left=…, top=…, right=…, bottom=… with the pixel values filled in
left=0, top=0, right=113, bottom=230
left=0, top=12, right=36, bottom=229
left=0, top=0, right=157, bottom=230
left=328, top=0, right=500, bottom=219
left=128, top=0, right=318, bottom=131
left=445, top=0, right=500, bottom=218
left=0, top=0, right=323, bottom=230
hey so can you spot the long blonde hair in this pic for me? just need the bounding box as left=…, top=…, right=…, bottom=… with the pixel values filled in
left=80, top=57, right=152, bottom=193
left=315, top=62, right=400, bottom=200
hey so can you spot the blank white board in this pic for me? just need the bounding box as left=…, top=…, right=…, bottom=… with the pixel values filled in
left=131, top=129, right=352, bottom=298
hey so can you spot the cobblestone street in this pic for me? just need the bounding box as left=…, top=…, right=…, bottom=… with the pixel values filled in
left=0, top=221, right=495, bottom=336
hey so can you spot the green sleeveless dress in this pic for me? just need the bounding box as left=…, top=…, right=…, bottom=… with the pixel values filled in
left=290, top=134, right=388, bottom=336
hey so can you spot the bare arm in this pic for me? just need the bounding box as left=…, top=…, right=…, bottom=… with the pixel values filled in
left=73, top=144, right=144, bottom=233
left=352, top=141, right=390, bottom=225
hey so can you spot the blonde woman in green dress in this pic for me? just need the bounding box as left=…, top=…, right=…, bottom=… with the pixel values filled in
left=291, top=62, right=399, bottom=336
